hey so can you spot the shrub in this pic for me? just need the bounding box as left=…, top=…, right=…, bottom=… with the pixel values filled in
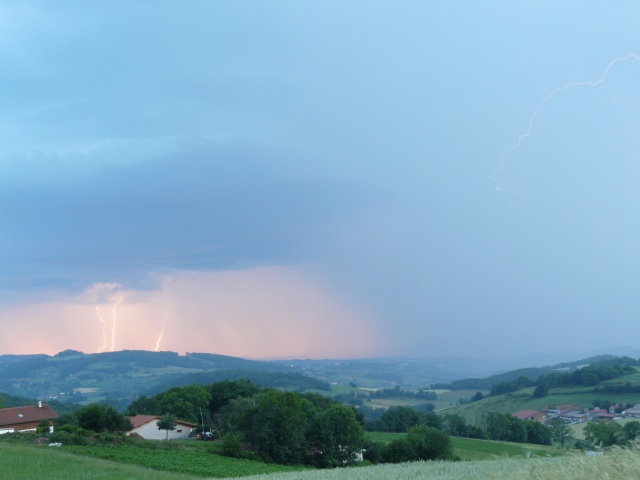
left=221, top=432, right=248, bottom=459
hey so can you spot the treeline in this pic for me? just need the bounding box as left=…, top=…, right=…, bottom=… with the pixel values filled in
left=333, top=387, right=436, bottom=408
left=126, top=379, right=455, bottom=467
left=127, top=380, right=364, bottom=466
left=490, top=361, right=638, bottom=397
left=431, top=356, right=640, bottom=392
left=148, top=370, right=329, bottom=395
left=594, top=383, right=640, bottom=394
left=363, top=406, right=551, bottom=446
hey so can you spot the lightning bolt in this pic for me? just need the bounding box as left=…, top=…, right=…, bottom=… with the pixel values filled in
left=155, top=307, right=169, bottom=352
left=110, top=296, right=123, bottom=352
left=491, top=53, right=640, bottom=206
left=96, top=306, right=107, bottom=353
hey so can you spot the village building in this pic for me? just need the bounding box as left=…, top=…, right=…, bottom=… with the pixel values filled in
left=623, top=407, right=640, bottom=417
left=128, top=415, right=197, bottom=440
left=559, top=410, right=589, bottom=423
left=512, top=409, right=547, bottom=422
left=0, top=402, right=59, bottom=434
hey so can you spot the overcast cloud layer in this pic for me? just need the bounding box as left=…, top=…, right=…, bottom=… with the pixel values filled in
left=2, top=1, right=640, bottom=360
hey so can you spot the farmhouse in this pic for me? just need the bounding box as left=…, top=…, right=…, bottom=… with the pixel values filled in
left=128, top=415, right=197, bottom=440
left=0, top=402, right=59, bottom=434
left=559, top=410, right=589, bottom=423
left=512, top=409, right=546, bottom=422
left=623, top=407, right=640, bottom=417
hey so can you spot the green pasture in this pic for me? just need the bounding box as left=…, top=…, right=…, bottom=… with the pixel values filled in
left=64, top=444, right=304, bottom=478
left=0, top=443, right=197, bottom=480
left=366, top=431, right=564, bottom=461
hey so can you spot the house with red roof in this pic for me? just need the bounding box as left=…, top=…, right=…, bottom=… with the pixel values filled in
left=512, top=409, right=546, bottom=421
left=0, top=402, right=59, bottom=434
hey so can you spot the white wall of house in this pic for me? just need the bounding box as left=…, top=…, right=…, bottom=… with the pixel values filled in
left=131, top=421, right=193, bottom=440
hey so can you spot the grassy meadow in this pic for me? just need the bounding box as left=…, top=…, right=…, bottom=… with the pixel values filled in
left=366, top=431, right=564, bottom=461
left=226, top=447, right=640, bottom=480
left=0, top=443, right=198, bottom=480
left=3, top=433, right=635, bottom=480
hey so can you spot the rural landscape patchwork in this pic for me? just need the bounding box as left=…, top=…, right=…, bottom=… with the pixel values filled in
left=3, top=1, right=640, bottom=478
left=4, top=350, right=640, bottom=478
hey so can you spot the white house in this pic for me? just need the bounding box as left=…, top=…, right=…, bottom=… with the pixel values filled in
left=128, top=415, right=197, bottom=440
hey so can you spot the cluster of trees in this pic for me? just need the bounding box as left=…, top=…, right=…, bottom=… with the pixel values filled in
left=483, top=362, right=638, bottom=399
left=363, top=406, right=553, bottom=447
left=365, top=406, right=441, bottom=432
left=128, top=380, right=366, bottom=467
left=437, top=412, right=553, bottom=446
left=536, top=364, right=636, bottom=390
left=56, top=403, right=132, bottom=433
left=490, top=377, right=534, bottom=395
left=432, top=357, right=640, bottom=394
left=583, top=421, right=640, bottom=448
left=593, top=383, right=640, bottom=394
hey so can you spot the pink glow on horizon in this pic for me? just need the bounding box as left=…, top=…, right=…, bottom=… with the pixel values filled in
left=0, top=266, right=378, bottom=358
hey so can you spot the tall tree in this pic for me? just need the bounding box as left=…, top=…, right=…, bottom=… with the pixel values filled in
left=307, top=404, right=365, bottom=468
left=157, top=413, right=177, bottom=441
left=249, top=391, right=312, bottom=464
left=383, top=426, right=454, bottom=463
left=549, top=418, right=573, bottom=449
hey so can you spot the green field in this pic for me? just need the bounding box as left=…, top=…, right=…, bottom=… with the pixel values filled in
left=366, top=431, right=564, bottom=461
left=0, top=443, right=197, bottom=480
left=4, top=435, right=635, bottom=480
left=63, top=444, right=304, bottom=478
left=227, top=447, right=640, bottom=480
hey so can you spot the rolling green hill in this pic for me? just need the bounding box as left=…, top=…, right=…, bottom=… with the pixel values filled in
left=0, top=350, right=301, bottom=408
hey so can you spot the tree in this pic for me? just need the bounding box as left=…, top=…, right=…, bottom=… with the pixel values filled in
left=532, top=383, right=549, bottom=398
left=485, top=412, right=527, bottom=442
left=443, top=413, right=468, bottom=437
left=307, top=404, right=365, bottom=468
left=76, top=404, right=132, bottom=433
left=383, top=426, right=454, bottom=463
left=624, top=421, right=640, bottom=441
left=584, top=422, right=624, bottom=447
left=549, top=418, right=573, bottom=448
left=209, top=380, right=262, bottom=414
left=157, top=384, right=211, bottom=424
left=157, top=413, right=177, bottom=441
left=249, top=391, right=312, bottom=464
left=524, top=420, right=552, bottom=445
left=378, top=406, right=421, bottom=433
left=36, top=419, right=51, bottom=435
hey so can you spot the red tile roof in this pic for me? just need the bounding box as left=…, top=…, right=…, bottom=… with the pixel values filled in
left=129, top=415, right=161, bottom=429
left=0, top=404, right=59, bottom=427
left=512, top=410, right=539, bottom=420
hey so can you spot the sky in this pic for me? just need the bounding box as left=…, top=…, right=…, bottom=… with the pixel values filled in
left=1, top=1, right=640, bottom=361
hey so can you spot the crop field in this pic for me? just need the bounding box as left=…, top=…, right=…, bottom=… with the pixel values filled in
left=0, top=443, right=198, bottom=480
left=227, top=447, right=640, bottom=480
left=63, top=444, right=304, bottom=478
left=4, top=437, right=638, bottom=480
